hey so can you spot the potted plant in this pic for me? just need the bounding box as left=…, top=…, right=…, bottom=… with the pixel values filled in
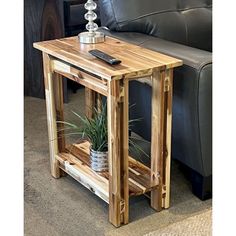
left=58, top=103, right=148, bottom=172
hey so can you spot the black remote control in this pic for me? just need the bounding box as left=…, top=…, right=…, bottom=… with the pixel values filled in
left=89, top=49, right=121, bottom=65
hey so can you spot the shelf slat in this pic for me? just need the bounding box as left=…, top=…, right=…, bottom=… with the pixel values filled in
left=56, top=152, right=109, bottom=203
left=56, top=141, right=157, bottom=203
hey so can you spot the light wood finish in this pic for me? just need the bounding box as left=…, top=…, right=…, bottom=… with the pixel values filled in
left=53, top=72, right=67, bottom=177
left=53, top=72, right=65, bottom=153
left=34, top=36, right=182, bottom=227
left=96, top=93, right=102, bottom=113
left=57, top=152, right=109, bottom=203
left=55, top=141, right=155, bottom=202
left=70, top=141, right=154, bottom=195
left=42, top=53, right=61, bottom=178
left=120, top=79, right=129, bottom=224
left=85, top=88, right=95, bottom=119
left=107, top=79, right=129, bottom=226
left=34, top=36, right=182, bottom=81
left=163, top=69, right=174, bottom=208
left=150, top=69, right=165, bottom=211
left=52, top=59, right=108, bottom=96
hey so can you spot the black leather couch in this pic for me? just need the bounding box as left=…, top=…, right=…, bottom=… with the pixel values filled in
left=98, top=0, right=212, bottom=200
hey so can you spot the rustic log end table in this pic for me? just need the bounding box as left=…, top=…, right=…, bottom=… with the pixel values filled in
left=33, top=36, right=182, bottom=227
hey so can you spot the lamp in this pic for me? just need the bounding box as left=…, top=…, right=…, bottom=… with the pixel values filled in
left=78, top=0, right=105, bottom=44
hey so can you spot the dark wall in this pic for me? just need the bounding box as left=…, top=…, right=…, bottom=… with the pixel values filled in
left=24, top=0, right=100, bottom=99
left=24, top=0, right=64, bottom=98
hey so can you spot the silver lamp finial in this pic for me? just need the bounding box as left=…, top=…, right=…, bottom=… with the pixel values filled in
left=78, top=0, right=105, bottom=44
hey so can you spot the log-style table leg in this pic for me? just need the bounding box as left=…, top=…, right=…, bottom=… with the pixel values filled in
left=150, top=69, right=165, bottom=211
left=107, top=79, right=129, bottom=227
left=85, top=88, right=102, bottom=116
left=85, top=88, right=96, bottom=118
left=43, top=53, right=64, bottom=178
left=53, top=73, right=66, bottom=153
left=96, top=93, right=102, bottom=113
left=163, top=69, right=173, bottom=208
left=150, top=69, right=174, bottom=210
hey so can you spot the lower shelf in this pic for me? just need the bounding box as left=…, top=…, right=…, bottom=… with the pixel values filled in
left=55, top=141, right=157, bottom=203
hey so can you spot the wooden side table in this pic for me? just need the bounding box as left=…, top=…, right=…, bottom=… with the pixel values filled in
left=33, top=36, right=182, bottom=227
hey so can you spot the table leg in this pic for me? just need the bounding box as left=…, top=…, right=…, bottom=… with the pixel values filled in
left=150, top=69, right=165, bottom=211
left=85, top=87, right=96, bottom=118
left=107, top=79, right=129, bottom=227
left=163, top=69, right=173, bottom=208
left=53, top=72, right=67, bottom=177
left=53, top=73, right=65, bottom=153
left=43, top=53, right=61, bottom=178
left=96, top=93, right=102, bottom=113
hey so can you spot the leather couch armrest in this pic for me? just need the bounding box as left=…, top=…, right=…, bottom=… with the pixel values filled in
left=98, top=28, right=212, bottom=177
left=99, top=28, right=212, bottom=70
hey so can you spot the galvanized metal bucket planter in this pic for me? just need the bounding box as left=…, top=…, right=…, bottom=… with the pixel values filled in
left=90, top=148, right=108, bottom=172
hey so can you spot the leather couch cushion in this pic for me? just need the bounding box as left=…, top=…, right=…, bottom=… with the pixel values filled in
left=99, top=0, right=212, bottom=51
left=99, top=29, right=212, bottom=70
left=98, top=29, right=212, bottom=176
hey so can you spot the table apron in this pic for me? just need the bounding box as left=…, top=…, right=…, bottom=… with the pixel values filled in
left=52, top=59, right=109, bottom=96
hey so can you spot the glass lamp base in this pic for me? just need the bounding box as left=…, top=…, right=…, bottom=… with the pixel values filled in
left=78, top=31, right=105, bottom=44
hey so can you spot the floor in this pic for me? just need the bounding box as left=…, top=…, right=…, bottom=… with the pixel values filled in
left=24, top=89, right=212, bottom=236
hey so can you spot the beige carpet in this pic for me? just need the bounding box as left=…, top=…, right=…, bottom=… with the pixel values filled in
left=24, top=89, right=212, bottom=236
left=143, top=210, right=212, bottom=236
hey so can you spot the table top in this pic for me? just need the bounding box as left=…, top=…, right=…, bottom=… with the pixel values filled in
left=34, top=36, right=182, bottom=80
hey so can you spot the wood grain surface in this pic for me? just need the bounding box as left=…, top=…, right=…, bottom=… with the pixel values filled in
left=56, top=141, right=156, bottom=200
left=34, top=36, right=182, bottom=80
left=36, top=36, right=183, bottom=227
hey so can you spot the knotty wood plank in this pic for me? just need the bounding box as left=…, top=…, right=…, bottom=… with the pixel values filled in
left=52, top=59, right=108, bottom=96
left=69, top=142, right=152, bottom=190
left=85, top=88, right=96, bottom=119
left=42, top=52, right=60, bottom=178
left=56, top=152, right=109, bottom=203
left=53, top=72, right=67, bottom=177
left=130, top=48, right=183, bottom=69
left=129, top=172, right=153, bottom=191
left=33, top=36, right=183, bottom=80
left=66, top=143, right=91, bottom=166
left=120, top=78, right=129, bottom=224
left=53, top=73, right=65, bottom=153
left=56, top=151, right=153, bottom=203
left=71, top=141, right=151, bottom=175
left=129, top=157, right=151, bottom=175
left=129, top=181, right=144, bottom=196
left=150, top=69, right=165, bottom=211
left=163, top=69, right=173, bottom=208
left=54, top=39, right=147, bottom=69
left=107, top=79, right=123, bottom=227
left=96, top=93, right=102, bottom=113
left=66, top=141, right=156, bottom=196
